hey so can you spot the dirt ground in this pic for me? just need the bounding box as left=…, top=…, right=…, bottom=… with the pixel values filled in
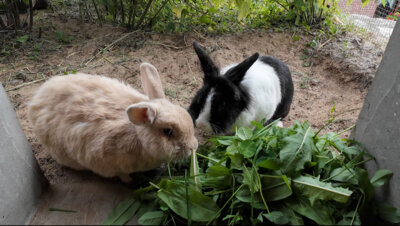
left=0, top=12, right=384, bottom=211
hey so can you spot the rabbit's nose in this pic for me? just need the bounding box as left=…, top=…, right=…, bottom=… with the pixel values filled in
left=190, top=138, right=198, bottom=151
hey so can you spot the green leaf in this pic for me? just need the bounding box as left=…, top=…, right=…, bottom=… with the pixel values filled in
left=293, top=175, right=353, bottom=205
left=377, top=203, right=400, bottom=223
left=370, top=169, right=393, bottom=187
left=134, top=201, right=159, bottom=223
left=235, top=187, right=263, bottom=205
left=226, top=144, right=238, bottom=155
left=300, top=54, right=308, bottom=60
left=229, top=153, right=243, bottom=168
left=257, top=158, right=281, bottom=170
left=137, top=211, right=165, bottom=225
left=222, top=212, right=243, bottom=224
left=204, top=165, right=231, bottom=190
left=302, top=61, right=310, bottom=67
left=260, top=175, right=292, bottom=201
left=294, top=0, right=304, bottom=8
left=207, top=165, right=230, bottom=177
left=217, top=139, right=233, bottom=146
left=337, top=211, right=361, bottom=225
left=242, top=167, right=259, bottom=193
left=238, top=140, right=258, bottom=158
left=356, top=168, right=375, bottom=203
left=286, top=198, right=334, bottom=225
left=172, top=6, right=182, bottom=19
left=280, top=126, right=313, bottom=174
left=234, top=0, right=251, bottom=20
left=190, top=149, right=201, bottom=191
left=236, top=127, right=253, bottom=140
left=103, top=197, right=140, bottom=225
left=199, top=15, right=213, bottom=25
left=157, top=180, right=219, bottom=222
left=280, top=207, right=304, bottom=225
left=292, top=35, right=300, bottom=41
left=329, top=167, right=358, bottom=185
left=16, top=35, right=29, bottom=44
left=263, top=211, right=289, bottom=225
left=281, top=175, right=292, bottom=191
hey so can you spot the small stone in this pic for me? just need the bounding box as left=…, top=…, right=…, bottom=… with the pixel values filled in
left=310, top=79, right=319, bottom=86
left=15, top=72, right=27, bottom=81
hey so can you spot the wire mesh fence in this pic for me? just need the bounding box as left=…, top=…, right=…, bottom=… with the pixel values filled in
left=338, top=0, right=399, bottom=44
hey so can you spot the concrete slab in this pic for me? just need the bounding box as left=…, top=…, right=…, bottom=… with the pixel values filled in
left=29, top=181, right=138, bottom=225
left=0, top=83, right=47, bottom=224
left=353, top=21, right=400, bottom=209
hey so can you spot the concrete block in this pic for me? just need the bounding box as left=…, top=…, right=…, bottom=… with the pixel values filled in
left=353, top=21, right=400, bottom=209
left=29, top=181, right=138, bottom=225
left=0, top=83, right=47, bottom=224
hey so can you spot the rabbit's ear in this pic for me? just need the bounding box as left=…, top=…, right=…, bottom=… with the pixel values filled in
left=126, top=103, right=157, bottom=125
left=226, top=53, right=259, bottom=85
left=140, top=63, right=166, bottom=99
left=193, top=42, right=219, bottom=82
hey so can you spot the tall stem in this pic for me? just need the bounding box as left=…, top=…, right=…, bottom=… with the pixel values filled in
left=29, top=0, right=33, bottom=31
left=134, top=0, right=153, bottom=29
left=120, top=0, right=125, bottom=24
left=147, top=0, right=169, bottom=28
left=91, top=0, right=102, bottom=26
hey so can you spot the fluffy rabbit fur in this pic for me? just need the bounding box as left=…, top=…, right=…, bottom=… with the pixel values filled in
left=28, top=63, right=198, bottom=183
left=188, top=42, right=294, bottom=134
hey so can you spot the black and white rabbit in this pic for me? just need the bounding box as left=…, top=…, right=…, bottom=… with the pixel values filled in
left=188, top=42, right=294, bottom=134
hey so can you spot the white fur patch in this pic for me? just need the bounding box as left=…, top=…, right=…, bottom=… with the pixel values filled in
left=223, top=60, right=282, bottom=132
left=196, top=90, right=214, bottom=133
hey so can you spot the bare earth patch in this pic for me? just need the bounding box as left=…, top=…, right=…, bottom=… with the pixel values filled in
left=1, top=17, right=384, bottom=185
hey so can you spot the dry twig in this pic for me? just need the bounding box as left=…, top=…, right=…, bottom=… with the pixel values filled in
left=148, top=41, right=190, bottom=50
left=186, top=59, right=197, bottom=86
left=83, top=31, right=138, bottom=66
left=6, top=78, right=48, bottom=92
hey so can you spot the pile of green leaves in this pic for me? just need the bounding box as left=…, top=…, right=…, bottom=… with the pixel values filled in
left=104, top=120, right=400, bottom=225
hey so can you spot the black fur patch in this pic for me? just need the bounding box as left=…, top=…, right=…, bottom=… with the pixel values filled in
left=259, top=56, right=294, bottom=122
left=188, top=85, right=212, bottom=124
left=208, top=76, right=250, bottom=134
left=225, top=53, right=259, bottom=85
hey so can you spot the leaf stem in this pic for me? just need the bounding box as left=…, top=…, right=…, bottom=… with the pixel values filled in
left=206, top=184, right=245, bottom=225
left=170, top=213, right=177, bottom=226
left=204, top=188, right=233, bottom=195
left=252, top=119, right=279, bottom=139
left=185, top=170, right=191, bottom=225
left=196, top=152, right=219, bottom=163
left=337, top=124, right=355, bottom=136
left=253, top=164, right=271, bottom=214
left=149, top=181, right=160, bottom=190
left=283, top=127, right=312, bottom=173
left=354, top=157, right=374, bottom=166
left=168, top=163, right=172, bottom=179
left=351, top=195, right=363, bottom=225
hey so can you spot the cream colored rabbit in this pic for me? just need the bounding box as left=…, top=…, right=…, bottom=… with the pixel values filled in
left=28, top=63, right=198, bottom=183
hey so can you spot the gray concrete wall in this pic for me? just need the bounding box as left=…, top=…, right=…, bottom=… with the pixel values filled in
left=353, top=20, right=400, bottom=209
left=0, top=84, right=47, bottom=224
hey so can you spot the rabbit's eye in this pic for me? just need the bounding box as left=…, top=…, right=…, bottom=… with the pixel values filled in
left=163, top=128, right=173, bottom=137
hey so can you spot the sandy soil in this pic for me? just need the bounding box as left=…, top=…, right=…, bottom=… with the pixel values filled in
left=0, top=15, right=379, bottom=185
